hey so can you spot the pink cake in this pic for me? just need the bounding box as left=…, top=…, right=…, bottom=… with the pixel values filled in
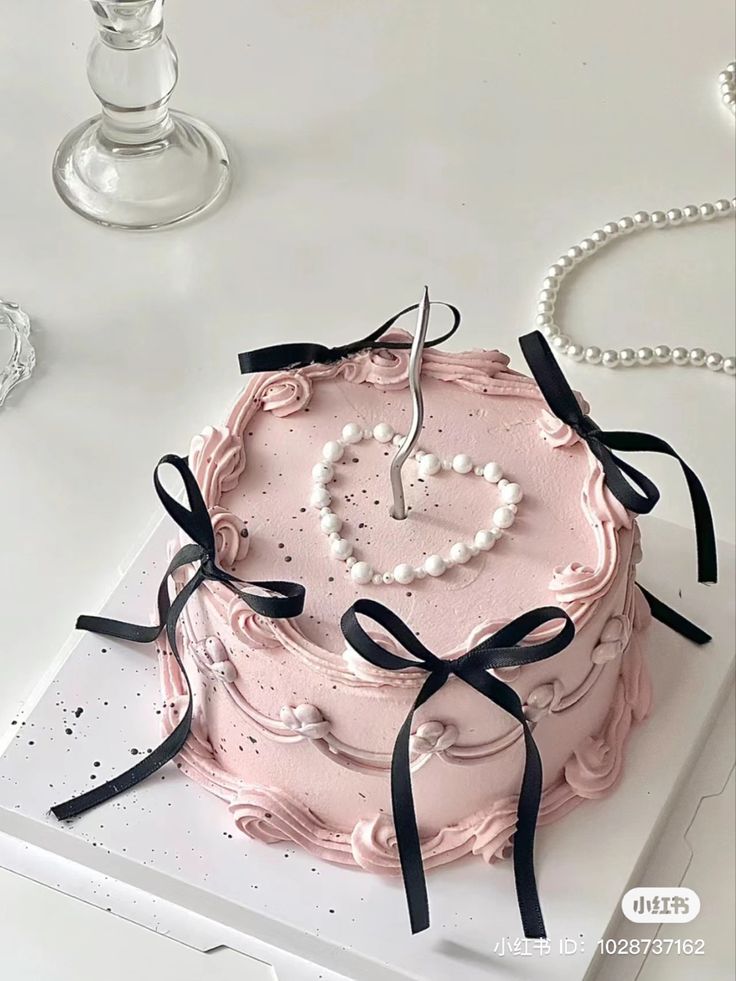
left=159, top=331, right=652, bottom=872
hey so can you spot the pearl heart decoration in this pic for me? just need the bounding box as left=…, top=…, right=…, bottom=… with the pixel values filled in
left=310, top=421, right=524, bottom=586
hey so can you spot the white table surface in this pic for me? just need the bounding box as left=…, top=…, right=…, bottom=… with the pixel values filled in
left=1, top=1, right=734, bottom=978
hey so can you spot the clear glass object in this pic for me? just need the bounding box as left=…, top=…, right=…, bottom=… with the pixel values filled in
left=0, top=300, right=35, bottom=408
left=52, top=0, right=230, bottom=229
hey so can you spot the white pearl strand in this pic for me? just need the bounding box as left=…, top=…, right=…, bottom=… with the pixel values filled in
left=534, top=62, right=736, bottom=378
left=311, top=421, right=524, bottom=587
left=720, top=61, right=736, bottom=114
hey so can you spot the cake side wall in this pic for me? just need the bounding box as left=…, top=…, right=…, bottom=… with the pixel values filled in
left=158, top=526, right=651, bottom=870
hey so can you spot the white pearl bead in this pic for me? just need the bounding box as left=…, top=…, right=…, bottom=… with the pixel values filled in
left=474, top=529, right=497, bottom=551
left=350, top=561, right=373, bottom=585
left=566, top=343, right=585, bottom=362
left=320, top=512, right=342, bottom=534
left=636, top=347, right=654, bottom=366
left=320, top=506, right=332, bottom=517
left=619, top=348, right=637, bottom=367
left=501, top=482, right=523, bottom=504
left=373, top=422, right=395, bottom=443
left=683, top=204, right=699, bottom=222
left=706, top=352, right=724, bottom=371
left=633, top=211, right=651, bottom=227
left=493, top=506, right=515, bottom=529
left=536, top=312, right=554, bottom=327
left=542, top=323, right=560, bottom=339
left=483, top=461, right=503, bottom=483
left=689, top=347, right=707, bottom=367
left=591, top=228, right=608, bottom=245
left=603, top=222, right=620, bottom=237
left=548, top=263, right=566, bottom=279
left=715, top=198, right=732, bottom=215
left=441, top=460, right=452, bottom=471
left=723, top=357, right=736, bottom=376
left=542, top=277, right=559, bottom=292
left=331, top=538, right=353, bottom=560
left=452, top=453, right=473, bottom=474
left=651, top=211, right=667, bottom=228
left=310, top=486, right=331, bottom=509
left=497, top=477, right=508, bottom=489
left=539, top=288, right=557, bottom=303
left=346, top=556, right=357, bottom=568
left=654, top=345, right=672, bottom=364
left=341, top=422, right=363, bottom=444
left=585, top=345, right=602, bottom=365
left=450, top=542, right=472, bottom=564
left=666, top=208, right=683, bottom=226
left=322, top=440, right=344, bottom=463
left=372, top=574, right=383, bottom=585
left=602, top=349, right=619, bottom=368
left=552, top=333, right=570, bottom=352
left=672, top=346, right=689, bottom=366
left=699, top=203, right=716, bottom=221
left=394, top=563, right=415, bottom=585
left=580, top=238, right=597, bottom=254
left=424, top=554, right=446, bottom=577
left=418, top=453, right=441, bottom=477
left=566, top=245, right=584, bottom=262
left=414, top=567, right=427, bottom=579
left=474, top=466, right=484, bottom=476
left=537, top=300, right=554, bottom=314
left=312, top=462, right=334, bottom=484
left=618, top=217, right=635, bottom=234
left=329, top=531, right=340, bottom=541
left=382, top=572, right=394, bottom=584
left=363, top=428, right=373, bottom=439
left=557, top=255, right=574, bottom=269
left=719, top=70, right=734, bottom=84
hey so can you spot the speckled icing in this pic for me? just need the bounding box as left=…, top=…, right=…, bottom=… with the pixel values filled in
left=158, top=331, right=652, bottom=870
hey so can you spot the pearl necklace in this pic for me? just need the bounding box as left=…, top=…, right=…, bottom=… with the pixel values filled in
left=311, top=421, right=524, bottom=586
left=534, top=62, right=736, bottom=376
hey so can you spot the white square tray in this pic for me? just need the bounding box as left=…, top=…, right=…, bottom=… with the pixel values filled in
left=0, top=515, right=732, bottom=981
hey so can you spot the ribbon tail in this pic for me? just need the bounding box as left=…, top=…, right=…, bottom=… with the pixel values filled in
left=391, top=672, right=447, bottom=934
left=601, top=432, right=718, bottom=585
left=462, top=668, right=547, bottom=939
left=513, top=723, right=546, bottom=939
left=51, top=571, right=202, bottom=820
left=637, top=583, right=712, bottom=645
left=74, top=614, right=164, bottom=645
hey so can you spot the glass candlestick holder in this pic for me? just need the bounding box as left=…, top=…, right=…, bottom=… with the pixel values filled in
left=52, top=0, right=230, bottom=229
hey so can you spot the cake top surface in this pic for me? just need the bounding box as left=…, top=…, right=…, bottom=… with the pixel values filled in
left=185, top=332, right=631, bottom=658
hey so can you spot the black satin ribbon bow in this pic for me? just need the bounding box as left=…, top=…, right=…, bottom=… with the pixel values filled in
left=519, top=330, right=718, bottom=586
left=238, top=301, right=461, bottom=374
left=340, top=598, right=575, bottom=939
left=51, top=454, right=305, bottom=821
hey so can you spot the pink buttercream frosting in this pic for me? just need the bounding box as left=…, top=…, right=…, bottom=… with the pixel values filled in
left=158, top=331, right=652, bottom=877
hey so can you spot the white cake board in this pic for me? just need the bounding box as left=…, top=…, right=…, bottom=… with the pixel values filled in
left=0, top=515, right=732, bottom=981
